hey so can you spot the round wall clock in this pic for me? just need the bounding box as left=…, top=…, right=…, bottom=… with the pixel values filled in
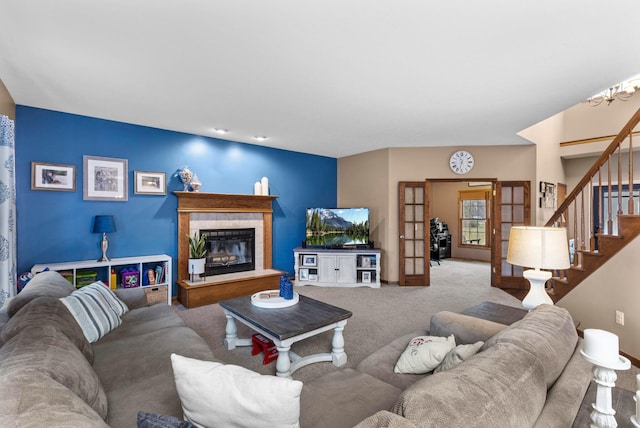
left=449, top=150, right=474, bottom=175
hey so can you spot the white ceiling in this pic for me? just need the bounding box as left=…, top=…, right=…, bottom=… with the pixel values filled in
left=2, top=1, right=640, bottom=158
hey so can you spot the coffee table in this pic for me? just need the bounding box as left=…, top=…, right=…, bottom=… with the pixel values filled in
left=219, top=294, right=353, bottom=378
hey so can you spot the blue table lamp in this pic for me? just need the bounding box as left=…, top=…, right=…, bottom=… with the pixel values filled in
left=93, top=215, right=116, bottom=262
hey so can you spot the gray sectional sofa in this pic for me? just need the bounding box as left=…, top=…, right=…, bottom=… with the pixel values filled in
left=0, top=271, right=217, bottom=427
left=300, top=304, right=593, bottom=428
left=0, top=270, right=592, bottom=427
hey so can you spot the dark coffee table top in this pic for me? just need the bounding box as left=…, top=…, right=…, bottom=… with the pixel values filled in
left=572, top=384, right=636, bottom=428
left=462, top=301, right=528, bottom=325
left=219, top=294, right=352, bottom=340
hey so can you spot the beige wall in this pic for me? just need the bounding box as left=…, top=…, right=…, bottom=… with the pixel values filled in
left=0, top=79, right=16, bottom=119
left=558, top=236, right=640, bottom=360
left=338, top=144, right=537, bottom=283
left=519, top=107, right=570, bottom=225
left=338, top=149, right=390, bottom=274
left=560, top=96, right=640, bottom=143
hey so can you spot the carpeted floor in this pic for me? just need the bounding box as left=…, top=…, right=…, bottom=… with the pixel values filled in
left=174, top=259, right=640, bottom=391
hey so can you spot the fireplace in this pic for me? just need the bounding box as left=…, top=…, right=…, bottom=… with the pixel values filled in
left=176, top=192, right=280, bottom=308
left=201, top=228, right=255, bottom=276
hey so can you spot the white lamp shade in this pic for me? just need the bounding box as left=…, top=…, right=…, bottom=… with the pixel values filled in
left=506, top=226, right=570, bottom=270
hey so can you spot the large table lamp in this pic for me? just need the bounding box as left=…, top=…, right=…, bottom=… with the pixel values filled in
left=506, top=226, right=570, bottom=311
left=93, top=215, right=116, bottom=262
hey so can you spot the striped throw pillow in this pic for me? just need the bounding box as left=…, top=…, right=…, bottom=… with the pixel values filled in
left=60, top=288, right=122, bottom=343
left=79, top=281, right=129, bottom=316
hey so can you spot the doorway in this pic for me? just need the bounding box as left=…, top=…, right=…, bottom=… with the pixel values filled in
left=399, top=179, right=531, bottom=288
left=428, top=179, right=495, bottom=285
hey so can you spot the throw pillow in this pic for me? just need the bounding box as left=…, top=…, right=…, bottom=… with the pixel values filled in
left=394, top=335, right=456, bottom=374
left=434, top=341, right=484, bottom=373
left=137, top=411, right=195, bottom=428
left=170, top=354, right=303, bottom=428
left=60, top=287, right=122, bottom=343
left=79, top=281, right=129, bottom=316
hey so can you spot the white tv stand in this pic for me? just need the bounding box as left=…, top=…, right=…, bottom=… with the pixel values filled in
left=293, top=247, right=381, bottom=288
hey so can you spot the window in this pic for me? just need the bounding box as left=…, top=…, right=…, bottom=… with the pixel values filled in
left=459, top=189, right=491, bottom=247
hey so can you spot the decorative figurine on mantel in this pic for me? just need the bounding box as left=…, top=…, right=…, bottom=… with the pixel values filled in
left=178, top=166, right=193, bottom=191
left=190, top=173, right=202, bottom=192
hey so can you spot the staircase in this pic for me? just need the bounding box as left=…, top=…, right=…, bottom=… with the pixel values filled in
left=544, top=107, right=640, bottom=302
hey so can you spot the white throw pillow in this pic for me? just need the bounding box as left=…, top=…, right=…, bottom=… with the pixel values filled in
left=60, top=286, right=122, bottom=343
left=434, top=341, right=485, bottom=373
left=394, top=335, right=456, bottom=374
left=170, top=354, right=303, bottom=428
left=79, top=281, right=129, bottom=316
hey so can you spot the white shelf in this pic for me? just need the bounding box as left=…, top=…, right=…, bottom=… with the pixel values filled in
left=31, top=254, right=172, bottom=304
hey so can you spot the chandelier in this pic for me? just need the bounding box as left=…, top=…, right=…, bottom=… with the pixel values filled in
left=586, top=75, right=640, bottom=106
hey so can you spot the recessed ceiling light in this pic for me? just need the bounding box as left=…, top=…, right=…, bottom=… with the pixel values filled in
left=254, top=136, right=268, bottom=141
left=213, top=128, right=228, bottom=134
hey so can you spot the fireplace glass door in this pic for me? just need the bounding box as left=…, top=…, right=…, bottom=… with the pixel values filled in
left=201, top=228, right=255, bottom=276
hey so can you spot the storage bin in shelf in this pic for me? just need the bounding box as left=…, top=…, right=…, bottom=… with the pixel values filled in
left=251, top=290, right=299, bottom=308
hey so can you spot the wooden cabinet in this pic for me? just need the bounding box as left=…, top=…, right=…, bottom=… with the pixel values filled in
left=31, top=254, right=172, bottom=304
left=294, top=247, right=381, bottom=288
left=318, top=253, right=357, bottom=284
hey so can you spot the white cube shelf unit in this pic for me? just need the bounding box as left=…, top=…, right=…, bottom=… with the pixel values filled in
left=31, top=254, right=172, bottom=304
left=293, top=247, right=381, bottom=288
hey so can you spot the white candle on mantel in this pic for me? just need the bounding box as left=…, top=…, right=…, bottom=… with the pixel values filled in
left=254, top=181, right=262, bottom=195
left=636, top=374, right=640, bottom=392
left=261, top=177, right=269, bottom=196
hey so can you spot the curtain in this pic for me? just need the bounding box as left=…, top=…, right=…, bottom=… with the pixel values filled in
left=0, top=115, right=16, bottom=307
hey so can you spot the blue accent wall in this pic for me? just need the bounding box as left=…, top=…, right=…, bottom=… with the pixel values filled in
left=15, top=106, right=337, bottom=295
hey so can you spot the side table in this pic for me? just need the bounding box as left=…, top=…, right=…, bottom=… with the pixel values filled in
left=461, top=301, right=528, bottom=325
left=572, top=383, right=636, bottom=427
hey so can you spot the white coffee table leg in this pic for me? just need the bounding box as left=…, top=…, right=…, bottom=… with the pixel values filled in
left=331, top=320, right=348, bottom=367
left=275, top=343, right=292, bottom=378
left=223, top=311, right=238, bottom=350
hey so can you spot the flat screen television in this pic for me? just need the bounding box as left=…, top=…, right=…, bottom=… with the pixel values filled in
left=305, top=207, right=370, bottom=248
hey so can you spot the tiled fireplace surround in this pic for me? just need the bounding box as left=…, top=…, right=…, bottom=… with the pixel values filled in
left=175, top=192, right=281, bottom=308
left=190, top=213, right=264, bottom=271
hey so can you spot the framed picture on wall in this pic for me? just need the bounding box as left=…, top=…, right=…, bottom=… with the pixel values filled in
left=134, top=171, right=166, bottom=195
left=83, top=155, right=128, bottom=201
left=31, top=161, right=76, bottom=192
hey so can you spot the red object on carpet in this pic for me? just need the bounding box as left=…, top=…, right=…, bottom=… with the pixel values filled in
left=251, top=333, right=278, bottom=365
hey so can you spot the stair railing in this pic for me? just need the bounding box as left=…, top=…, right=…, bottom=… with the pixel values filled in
left=545, top=107, right=640, bottom=275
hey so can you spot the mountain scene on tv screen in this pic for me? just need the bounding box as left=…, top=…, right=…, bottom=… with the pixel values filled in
left=306, top=208, right=369, bottom=246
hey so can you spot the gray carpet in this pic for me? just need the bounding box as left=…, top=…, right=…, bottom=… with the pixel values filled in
left=175, top=259, right=639, bottom=391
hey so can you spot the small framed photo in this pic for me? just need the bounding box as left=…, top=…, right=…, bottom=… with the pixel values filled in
left=362, top=271, right=372, bottom=283
left=31, top=162, right=76, bottom=192
left=308, top=273, right=318, bottom=281
left=134, top=171, right=166, bottom=195
left=302, top=255, right=317, bottom=267
left=299, top=268, right=309, bottom=281
left=83, top=155, right=128, bottom=201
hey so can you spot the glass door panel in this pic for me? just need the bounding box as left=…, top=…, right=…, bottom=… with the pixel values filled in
left=399, top=182, right=429, bottom=286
